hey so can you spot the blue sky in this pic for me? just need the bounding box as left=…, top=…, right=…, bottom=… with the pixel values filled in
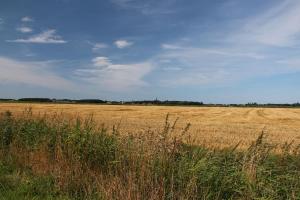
left=1, top=0, right=300, bottom=103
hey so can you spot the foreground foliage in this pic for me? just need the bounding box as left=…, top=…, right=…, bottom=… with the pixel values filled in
left=0, top=109, right=300, bottom=199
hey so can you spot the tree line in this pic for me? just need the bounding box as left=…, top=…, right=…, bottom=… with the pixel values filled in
left=0, top=98, right=300, bottom=108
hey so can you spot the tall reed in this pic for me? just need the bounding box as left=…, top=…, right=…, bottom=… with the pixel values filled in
left=0, top=110, right=300, bottom=199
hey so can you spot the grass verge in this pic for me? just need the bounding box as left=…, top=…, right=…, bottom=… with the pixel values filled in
left=1, top=109, right=300, bottom=199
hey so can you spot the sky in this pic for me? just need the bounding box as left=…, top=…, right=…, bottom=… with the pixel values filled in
left=1, top=0, right=300, bottom=103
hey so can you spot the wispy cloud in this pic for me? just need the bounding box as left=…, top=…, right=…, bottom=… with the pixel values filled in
left=155, top=0, right=300, bottom=87
left=0, top=18, right=3, bottom=24
left=161, top=45, right=265, bottom=60
left=155, top=3, right=300, bottom=87
left=159, top=70, right=229, bottom=87
left=151, top=42, right=281, bottom=86
left=75, top=56, right=153, bottom=91
left=161, top=44, right=181, bottom=50
left=276, top=59, right=300, bottom=69
left=0, top=57, right=73, bottom=90
left=88, top=42, right=108, bottom=52
left=7, top=29, right=67, bottom=44
left=162, top=66, right=182, bottom=71
left=236, top=0, right=300, bottom=46
left=21, top=16, right=34, bottom=22
left=114, top=40, right=133, bottom=48
left=16, top=26, right=33, bottom=33
left=111, top=0, right=176, bottom=15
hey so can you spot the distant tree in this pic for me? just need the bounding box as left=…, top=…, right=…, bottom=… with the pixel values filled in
left=76, top=99, right=106, bottom=104
left=18, top=98, right=53, bottom=102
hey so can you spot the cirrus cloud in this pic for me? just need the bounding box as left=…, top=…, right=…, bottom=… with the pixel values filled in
left=7, top=29, right=67, bottom=44
left=235, top=0, right=300, bottom=46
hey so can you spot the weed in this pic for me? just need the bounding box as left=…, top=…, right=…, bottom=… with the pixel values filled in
left=0, top=110, right=300, bottom=199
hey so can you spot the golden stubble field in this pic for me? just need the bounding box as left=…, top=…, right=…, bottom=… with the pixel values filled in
left=1, top=103, right=300, bottom=149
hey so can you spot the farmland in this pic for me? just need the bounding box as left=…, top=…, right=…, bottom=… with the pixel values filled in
left=1, top=103, right=300, bottom=149
left=1, top=103, right=300, bottom=199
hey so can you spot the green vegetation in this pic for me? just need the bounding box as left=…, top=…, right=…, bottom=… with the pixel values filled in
left=1, top=109, right=300, bottom=199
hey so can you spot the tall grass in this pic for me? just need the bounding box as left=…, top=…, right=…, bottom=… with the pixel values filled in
left=1, top=109, right=300, bottom=199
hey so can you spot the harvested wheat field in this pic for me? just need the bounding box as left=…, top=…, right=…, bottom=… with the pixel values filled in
left=1, top=103, right=300, bottom=149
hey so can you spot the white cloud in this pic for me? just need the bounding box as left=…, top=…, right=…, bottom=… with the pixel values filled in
left=237, top=0, right=300, bottom=46
left=111, top=0, right=134, bottom=7
left=16, top=26, right=33, bottom=33
left=276, top=59, right=300, bottom=69
left=7, top=29, right=67, bottom=44
left=150, top=43, right=281, bottom=87
left=150, top=1, right=300, bottom=88
left=92, top=42, right=108, bottom=51
left=114, top=40, right=133, bottom=48
left=21, top=16, right=33, bottom=22
left=152, top=1, right=300, bottom=87
left=161, top=44, right=181, bottom=50
left=0, top=18, right=3, bottom=24
left=92, top=57, right=111, bottom=67
left=161, top=45, right=265, bottom=60
left=162, top=66, right=182, bottom=71
left=160, top=44, right=263, bottom=60
left=93, top=0, right=300, bottom=90
left=0, top=57, right=73, bottom=90
left=75, top=56, right=153, bottom=91
left=159, top=59, right=172, bottom=63
left=111, top=0, right=175, bottom=15
left=160, top=70, right=229, bottom=86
